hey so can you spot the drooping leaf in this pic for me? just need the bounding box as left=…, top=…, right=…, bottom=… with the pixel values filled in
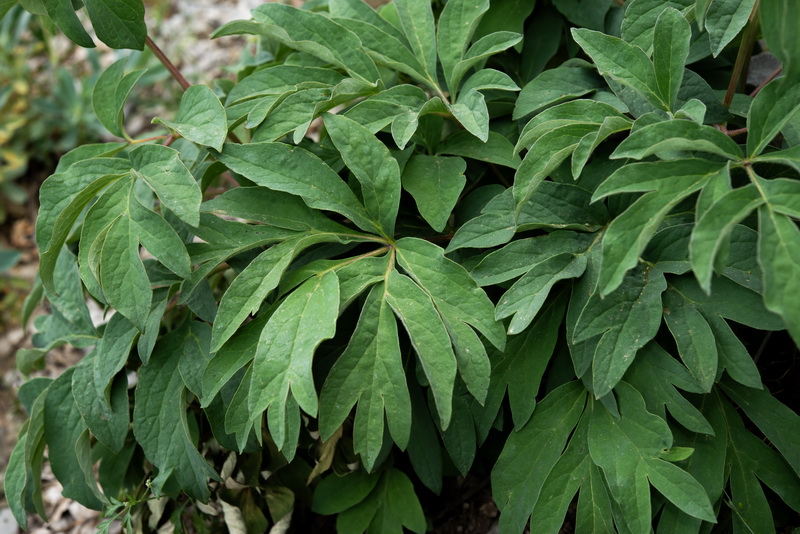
left=492, top=382, right=587, bottom=534
left=385, top=270, right=457, bottom=429
left=396, top=237, right=505, bottom=350
left=92, top=58, right=145, bottom=137
left=210, top=233, right=347, bottom=352
left=573, top=261, right=667, bottom=397
left=757, top=205, right=800, bottom=344
left=43, top=0, right=94, bottom=48
left=43, top=368, right=105, bottom=509
left=705, top=0, right=756, bottom=57
left=588, top=382, right=715, bottom=534
left=84, top=0, right=146, bottom=49
left=133, top=327, right=220, bottom=501
left=319, top=284, right=409, bottom=471
left=626, top=343, right=713, bottom=434
left=249, top=272, right=340, bottom=450
left=401, top=155, right=466, bottom=232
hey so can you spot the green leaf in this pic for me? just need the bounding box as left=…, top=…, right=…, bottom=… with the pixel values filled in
left=573, top=262, right=667, bottom=397
left=663, top=290, right=719, bottom=392
left=719, top=393, right=800, bottom=533
left=450, top=31, right=522, bottom=95
left=621, top=0, right=694, bottom=54
left=437, top=130, right=521, bottom=169
left=100, top=212, right=152, bottom=330
left=330, top=0, right=410, bottom=46
left=5, top=433, right=29, bottom=529
left=471, top=231, right=593, bottom=287
left=211, top=233, right=345, bottom=352
left=497, top=253, right=587, bottom=335
left=571, top=28, right=667, bottom=111
left=611, top=119, right=743, bottom=160
left=319, top=284, right=409, bottom=471
left=333, top=16, right=429, bottom=86
left=38, top=172, right=124, bottom=294
left=44, top=368, right=105, bottom=509
left=705, top=0, right=756, bottom=57
left=72, top=352, right=130, bottom=453
left=249, top=272, right=339, bottom=450
left=395, top=0, right=437, bottom=81
left=401, top=155, right=466, bottom=232
left=757, top=205, right=800, bottom=344
left=594, top=160, right=728, bottom=294
left=130, top=144, right=202, bottom=227
left=323, top=113, right=401, bottom=236
left=90, top=313, right=138, bottom=407
left=43, top=0, right=94, bottom=47
left=133, top=328, right=220, bottom=501
left=760, top=0, right=800, bottom=80
left=153, top=85, right=227, bottom=151
left=513, top=63, right=604, bottom=120
left=492, top=381, right=587, bottom=534
left=753, top=144, right=800, bottom=173
left=84, top=0, right=146, bottom=49
left=652, top=8, right=691, bottom=110
left=690, top=184, right=763, bottom=292
left=626, top=343, right=713, bottom=434
left=396, top=237, right=505, bottom=350
left=92, top=57, right=145, bottom=137
left=312, top=470, right=380, bottom=515
left=516, top=99, right=626, bottom=153
left=334, top=469, right=427, bottom=534
left=747, top=78, right=800, bottom=157
left=483, top=296, right=567, bottom=433
left=513, top=124, right=598, bottom=208
left=344, top=85, right=428, bottom=133
left=722, top=380, right=800, bottom=479
left=385, top=270, right=457, bottom=429
left=525, top=405, right=592, bottom=534
left=437, top=0, right=490, bottom=94
left=226, top=65, right=344, bottom=105
left=450, top=88, right=490, bottom=141
left=249, top=4, right=380, bottom=83
left=457, top=66, right=520, bottom=95
left=129, top=196, right=192, bottom=278
left=553, top=0, right=610, bottom=30
left=216, top=142, right=375, bottom=233
left=588, top=382, right=715, bottom=533
left=202, top=187, right=345, bottom=232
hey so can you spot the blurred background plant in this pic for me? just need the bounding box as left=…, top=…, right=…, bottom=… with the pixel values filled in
left=0, top=5, right=105, bottom=225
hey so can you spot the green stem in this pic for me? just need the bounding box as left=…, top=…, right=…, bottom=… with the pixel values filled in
left=723, top=0, right=760, bottom=108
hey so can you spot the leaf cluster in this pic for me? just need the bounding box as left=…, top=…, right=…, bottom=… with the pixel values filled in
left=7, top=0, right=800, bottom=532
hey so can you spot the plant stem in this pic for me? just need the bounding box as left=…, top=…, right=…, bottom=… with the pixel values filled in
left=723, top=0, right=760, bottom=108
left=750, top=66, right=783, bottom=97
left=146, top=35, right=191, bottom=91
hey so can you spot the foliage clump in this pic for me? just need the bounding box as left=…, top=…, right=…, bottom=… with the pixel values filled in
left=5, top=0, right=800, bottom=532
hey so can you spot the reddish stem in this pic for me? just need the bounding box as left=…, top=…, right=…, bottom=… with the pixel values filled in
left=146, top=35, right=191, bottom=91
left=750, top=66, right=783, bottom=97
